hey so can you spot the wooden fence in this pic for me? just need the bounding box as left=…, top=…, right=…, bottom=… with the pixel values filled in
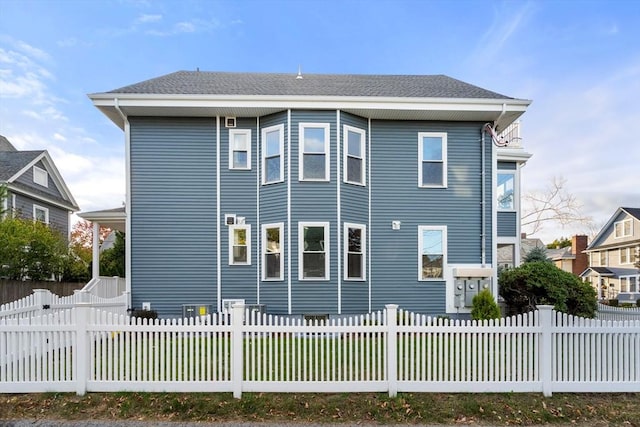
left=1, top=305, right=638, bottom=398
left=0, top=280, right=85, bottom=305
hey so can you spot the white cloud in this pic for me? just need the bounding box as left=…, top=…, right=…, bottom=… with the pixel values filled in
left=53, top=133, right=66, bottom=142
left=136, top=14, right=162, bottom=24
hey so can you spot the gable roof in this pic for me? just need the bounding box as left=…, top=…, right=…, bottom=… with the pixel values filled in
left=0, top=150, right=43, bottom=181
left=0, top=135, right=17, bottom=151
left=586, top=207, right=640, bottom=251
left=90, top=71, right=531, bottom=133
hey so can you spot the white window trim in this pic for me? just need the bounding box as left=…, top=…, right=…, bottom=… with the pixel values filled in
left=33, top=204, right=49, bottom=224
left=228, top=129, right=251, bottom=170
left=261, top=124, right=284, bottom=185
left=418, top=132, right=447, bottom=188
left=33, top=165, right=48, bottom=187
left=299, top=123, right=330, bottom=182
left=614, top=218, right=633, bottom=238
left=228, top=224, right=251, bottom=266
left=298, top=221, right=330, bottom=281
left=418, top=225, right=447, bottom=281
left=343, top=125, right=366, bottom=186
left=344, top=222, right=366, bottom=281
left=497, top=171, right=516, bottom=212
left=262, top=222, right=284, bottom=281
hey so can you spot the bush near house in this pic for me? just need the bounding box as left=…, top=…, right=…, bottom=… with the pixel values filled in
left=499, top=261, right=597, bottom=318
left=470, top=289, right=501, bottom=320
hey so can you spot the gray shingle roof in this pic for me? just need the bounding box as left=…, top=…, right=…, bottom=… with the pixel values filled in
left=106, top=71, right=514, bottom=99
left=0, top=150, right=43, bottom=181
left=622, top=207, right=640, bottom=221
left=0, top=135, right=17, bottom=152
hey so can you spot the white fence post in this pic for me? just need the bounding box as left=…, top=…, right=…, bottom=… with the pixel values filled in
left=231, top=303, right=244, bottom=399
left=33, top=289, right=52, bottom=316
left=537, top=305, right=554, bottom=397
left=74, top=304, right=91, bottom=396
left=385, top=304, right=398, bottom=397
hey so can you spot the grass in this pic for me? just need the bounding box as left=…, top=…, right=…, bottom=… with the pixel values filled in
left=1, top=392, right=639, bottom=425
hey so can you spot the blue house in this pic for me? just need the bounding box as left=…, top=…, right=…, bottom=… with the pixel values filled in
left=88, top=71, right=531, bottom=318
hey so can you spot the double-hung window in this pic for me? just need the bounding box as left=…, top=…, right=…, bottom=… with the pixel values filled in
left=299, top=222, right=329, bottom=280
left=33, top=205, right=49, bottom=224
left=418, top=132, right=447, bottom=188
left=497, top=173, right=515, bottom=210
left=262, top=124, right=284, bottom=184
left=620, top=247, right=631, bottom=264
left=33, top=166, right=48, bottom=187
left=614, top=218, right=632, bottom=238
left=299, top=123, right=330, bottom=181
left=418, top=226, right=447, bottom=280
left=343, top=125, right=365, bottom=185
left=262, top=223, right=284, bottom=280
left=229, top=129, right=251, bottom=170
left=229, top=225, right=251, bottom=265
left=344, top=223, right=366, bottom=280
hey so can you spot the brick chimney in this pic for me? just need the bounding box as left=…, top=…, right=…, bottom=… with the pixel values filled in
left=572, top=235, right=588, bottom=276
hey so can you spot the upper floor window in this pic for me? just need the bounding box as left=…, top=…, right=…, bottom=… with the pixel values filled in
left=497, top=173, right=515, bottom=210
left=229, top=225, right=251, bottom=265
left=418, top=225, right=447, bottom=280
left=262, top=223, right=284, bottom=281
left=299, top=222, right=329, bottom=280
left=343, top=125, right=365, bottom=186
left=620, top=247, right=631, bottom=264
left=418, top=132, right=447, bottom=188
left=299, top=123, right=330, bottom=181
left=229, top=129, right=251, bottom=170
left=344, top=223, right=366, bottom=280
left=262, top=124, right=284, bottom=185
left=33, top=205, right=49, bottom=224
left=614, top=218, right=633, bottom=238
left=33, top=166, right=48, bottom=187
left=599, top=251, right=608, bottom=266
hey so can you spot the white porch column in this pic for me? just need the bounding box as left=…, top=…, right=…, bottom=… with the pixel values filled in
left=92, top=221, right=100, bottom=279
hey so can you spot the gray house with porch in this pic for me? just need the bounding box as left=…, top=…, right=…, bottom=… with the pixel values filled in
left=87, top=71, right=531, bottom=318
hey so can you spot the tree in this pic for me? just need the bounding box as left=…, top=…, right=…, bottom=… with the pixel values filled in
left=70, top=219, right=111, bottom=249
left=0, top=184, right=7, bottom=216
left=521, top=176, right=593, bottom=236
left=547, top=237, right=571, bottom=249
left=499, top=261, right=597, bottom=318
left=523, top=246, right=550, bottom=263
left=471, top=289, right=501, bottom=320
left=100, top=231, right=125, bottom=277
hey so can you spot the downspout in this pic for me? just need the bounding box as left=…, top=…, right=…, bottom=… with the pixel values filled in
left=114, top=98, right=132, bottom=310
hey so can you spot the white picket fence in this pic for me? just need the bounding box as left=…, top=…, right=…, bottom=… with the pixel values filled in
left=597, top=302, right=640, bottom=321
left=1, top=304, right=638, bottom=398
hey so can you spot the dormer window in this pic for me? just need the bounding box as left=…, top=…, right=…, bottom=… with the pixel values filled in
left=33, top=166, right=48, bottom=187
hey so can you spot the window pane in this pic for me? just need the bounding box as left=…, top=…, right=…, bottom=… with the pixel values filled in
left=497, top=173, right=514, bottom=210
left=347, top=131, right=361, bottom=157
left=347, top=157, right=362, bottom=183
left=233, top=151, right=247, bottom=168
left=233, top=133, right=248, bottom=150
left=348, top=228, right=362, bottom=252
left=35, top=208, right=46, bottom=222
left=234, top=229, right=246, bottom=245
left=624, top=220, right=632, bottom=235
left=265, top=130, right=280, bottom=156
left=303, top=253, right=325, bottom=278
left=422, top=230, right=442, bottom=254
left=303, top=154, right=326, bottom=179
left=422, top=254, right=443, bottom=279
left=266, top=227, right=280, bottom=252
left=422, top=137, right=442, bottom=161
left=266, top=157, right=280, bottom=182
left=304, top=226, right=324, bottom=251
left=348, top=253, right=362, bottom=279
left=422, top=163, right=443, bottom=186
left=233, top=246, right=247, bottom=263
left=265, top=253, right=280, bottom=278
left=303, top=127, right=325, bottom=152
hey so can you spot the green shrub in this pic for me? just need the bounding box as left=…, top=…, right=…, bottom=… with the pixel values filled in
left=637, top=299, right=640, bottom=307
left=609, top=299, right=619, bottom=307
left=131, top=309, right=158, bottom=320
left=471, top=289, right=501, bottom=321
left=499, top=261, right=597, bottom=318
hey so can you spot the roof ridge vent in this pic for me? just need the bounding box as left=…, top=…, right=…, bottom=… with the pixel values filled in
left=296, top=65, right=303, bottom=80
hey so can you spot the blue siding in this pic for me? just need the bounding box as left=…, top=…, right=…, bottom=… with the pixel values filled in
left=12, top=192, right=69, bottom=237
left=129, top=117, right=217, bottom=317
left=497, top=211, right=517, bottom=237
left=498, top=161, right=517, bottom=170
left=369, top=121, right=491, bottom=314
left=14, top=160, right=66, bottom=201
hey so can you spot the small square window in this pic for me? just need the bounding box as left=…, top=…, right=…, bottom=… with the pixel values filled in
left=33, top=166, right=48, bottom=187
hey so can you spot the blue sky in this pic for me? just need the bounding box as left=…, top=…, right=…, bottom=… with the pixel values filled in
left=1, top=0, right=639, bottom=243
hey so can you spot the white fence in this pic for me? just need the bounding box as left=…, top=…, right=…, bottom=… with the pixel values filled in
left=597, top=302, right=640, bottom=321
left=1, top=305, right=639, bottom=398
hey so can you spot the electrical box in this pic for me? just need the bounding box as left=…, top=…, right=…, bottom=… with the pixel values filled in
left=182, top=304, right=212, bottom=318
left=245, top=304, right=266, bottom=314
left=454, top=278, right=491, bottom=308
left=221, top=299, right=245, bottom=314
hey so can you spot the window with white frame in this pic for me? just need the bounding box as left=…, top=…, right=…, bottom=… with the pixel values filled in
left=299, top=123, right=330, bottom=181
left=33, top=166, right=48, bottom=187
left=344, top=223, right=366, bottom=280
left=418, top=132, right=447, bottom=187
left=262, top=124, right=284, bottom=184
left=620, top=247, right=632, bottom=264
left=33, top=205, right=49, bottom=224
left=418, top=226, right=447, bottom=280
left=614, top=218, right=633, bottom=238
left=343, top=125, right=365, bottom=185
left=262, top=223, right=284, bottom=280
left=299, top=222, right=329, bottom=280
left=599, top=251, right=608, bottom=266
left=229, top=225, right=251, bottom=265
left=229, top=129, right=251, bottom=170
left=497, top=172, right=515, bottom=210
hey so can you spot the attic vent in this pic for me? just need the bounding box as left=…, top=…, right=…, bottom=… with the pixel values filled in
left=225, top=117, right=236, bottom=128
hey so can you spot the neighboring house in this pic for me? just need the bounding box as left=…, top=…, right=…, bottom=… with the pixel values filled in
left=0, top=135, right=79, bottom=238
left=87, top=71, right=531, bottom=318
left=547, top=235, right=588, bottom=276
left=581, top=207, right=640, bottom=299
left=500, top=233, right=546, bottom=268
